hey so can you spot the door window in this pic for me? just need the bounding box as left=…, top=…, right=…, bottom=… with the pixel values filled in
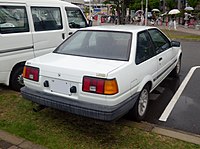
left=148, top=29, right=170, bottom=54
left=31, top=7, right=62, bottom=31
left=0, top=6, right=29, bottom=34
left=136, top=31, right=155, bottom=64
left=65, top=7, right=87, bottom=28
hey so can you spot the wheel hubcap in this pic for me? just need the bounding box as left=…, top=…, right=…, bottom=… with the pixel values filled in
left=17, top=74, right=24, bottom=86
left=138, top=89, right=148, bottom=116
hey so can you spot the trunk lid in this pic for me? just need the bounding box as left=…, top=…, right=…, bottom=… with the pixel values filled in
left=29, top=53, right=127, bottom=82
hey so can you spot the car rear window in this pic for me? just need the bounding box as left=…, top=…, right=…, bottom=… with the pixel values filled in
left=54, top=30, right=132, bottom=61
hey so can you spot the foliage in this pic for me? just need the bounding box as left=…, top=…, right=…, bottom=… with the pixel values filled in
left=149, top=0, right=160, bottom=10
left=102, top=0, right=111, bottom=5
left=166, top=0, right=177, bottom=10
left=129, top=0, right=142, bottom=11
left=129, top=0, right=160, bottom=11
left=187, top=0, right=199, bottom=8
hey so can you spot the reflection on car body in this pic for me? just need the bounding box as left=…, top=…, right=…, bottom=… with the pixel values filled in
left=21, top=25, right=182, bottom=121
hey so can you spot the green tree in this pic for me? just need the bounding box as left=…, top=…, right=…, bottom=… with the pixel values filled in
left=166, top=0, right=177, bottom=10
left=149, top=0, right=160, bottom=10
left=187, top=0, right=199, bottom=8
left=129, top=0, right=160, bottom=11
left=102, top=0, right=111, bottom=5
left=129, top=0, right=142, bottom=10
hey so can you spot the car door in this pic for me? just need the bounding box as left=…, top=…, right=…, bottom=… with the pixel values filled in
left=148, top=29, right=173, bottom=85
left=31, top=6, right=65, bottom=57
left=0, top=3, right=33, bottom=83
left=132, top=30, right=157, bottom=91
left=65, top=7, right=88, bottom=36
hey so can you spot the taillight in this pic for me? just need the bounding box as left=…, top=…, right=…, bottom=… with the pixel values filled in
left=23, top=66, right=39, bottom=82
left=82, top=76, right=118, bottom=95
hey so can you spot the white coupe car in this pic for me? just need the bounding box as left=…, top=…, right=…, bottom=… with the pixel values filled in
left=21, top=25, right=182, bottom=121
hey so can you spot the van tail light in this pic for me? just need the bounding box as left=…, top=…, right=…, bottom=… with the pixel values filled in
left=23, top=66, right=39, bottom=82
left=82, top=76, right=118, bottom=95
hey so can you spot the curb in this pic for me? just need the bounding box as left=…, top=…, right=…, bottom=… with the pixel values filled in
left=122, top=120, right=200, bottom=145
left=132, top=121, right=200, bottom=145
left=0, top=130, right=47, bottom=149
left=152, top=127, right=200, bottom=145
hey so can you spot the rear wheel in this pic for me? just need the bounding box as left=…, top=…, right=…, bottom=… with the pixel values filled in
left=10, top=66, right=24, bottom=91
left=128, top=85, right=150, bottom=121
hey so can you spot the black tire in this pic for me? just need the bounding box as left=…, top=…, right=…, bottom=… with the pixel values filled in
left=171, top=58, right=181, bottom=78
left=127, top=85, right=150, bottom=122
left=10, top=66, right=24, bottom=91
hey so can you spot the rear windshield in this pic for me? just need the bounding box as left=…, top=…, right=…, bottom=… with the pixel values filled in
left=54, top=30, right=132, bottom=61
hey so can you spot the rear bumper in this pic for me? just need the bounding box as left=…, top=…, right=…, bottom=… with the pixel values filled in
left=21, top=86, right=139, bottom=121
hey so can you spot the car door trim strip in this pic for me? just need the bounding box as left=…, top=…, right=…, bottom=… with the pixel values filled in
left=153, top=59, right=177, bottom=82
left=0, top=45, right=34, bottom=54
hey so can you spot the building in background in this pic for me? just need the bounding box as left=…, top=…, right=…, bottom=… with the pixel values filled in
left=61, top=0, right=84, bottom=9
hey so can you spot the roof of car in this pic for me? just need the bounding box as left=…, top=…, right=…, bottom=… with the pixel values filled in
left=0, top=0, right=77, bottom=7
left=0, top=0, right=60, bottom=2
left=81, top=25, right=157, bottom=33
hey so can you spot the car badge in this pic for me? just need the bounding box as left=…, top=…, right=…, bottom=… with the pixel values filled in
left=96, top=73, right=106, bottom=77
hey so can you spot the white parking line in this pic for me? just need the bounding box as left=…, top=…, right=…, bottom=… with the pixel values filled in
left=159, top=66, right=200, bottom=122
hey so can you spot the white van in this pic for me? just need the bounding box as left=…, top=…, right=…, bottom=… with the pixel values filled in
left=0, top=0, right=88, bottom=91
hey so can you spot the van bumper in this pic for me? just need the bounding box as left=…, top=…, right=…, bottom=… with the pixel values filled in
left=21, top=86, right=139, bottom=121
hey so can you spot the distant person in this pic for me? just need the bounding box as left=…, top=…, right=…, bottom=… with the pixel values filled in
left=152, top=12, right=157, bottom=23
left=87, top=14, right=93, bottom=26
left=156, top=16, right=162, bottom=26
left=168, top=17, right=173, bottom=30
left=168, top=15, right=176, bottom=30
left=173, top=18, right=177, bottom=30
left=140, top=14, right=144, bottom=26
left=115, top=17, right=118, bottom=25
left=107, top=16, right=111, bottom=23
left=184, top=12, right=191, bottom=28
left=135, top=11, right=142, bottom=25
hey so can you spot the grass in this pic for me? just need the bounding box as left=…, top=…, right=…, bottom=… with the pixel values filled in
left=0, top=86, right=200, bottom=149
left=161, top=29, right=200, bottom=41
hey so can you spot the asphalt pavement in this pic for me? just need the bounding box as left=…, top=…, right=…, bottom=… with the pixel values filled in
left=161, top=67, right=200, bottom=134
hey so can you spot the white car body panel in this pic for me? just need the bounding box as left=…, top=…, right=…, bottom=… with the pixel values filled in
left=25, top=53, right=128, bottom=105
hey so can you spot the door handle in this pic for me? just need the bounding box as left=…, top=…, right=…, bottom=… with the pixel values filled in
left=62, top=33, right=65, bottom=39
left=159, top=58, right=163, bottom=61
left=69, top=32, right=73, bottom=35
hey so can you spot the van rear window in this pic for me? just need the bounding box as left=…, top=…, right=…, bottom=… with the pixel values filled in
left=0, top=6, right=29, bottom=34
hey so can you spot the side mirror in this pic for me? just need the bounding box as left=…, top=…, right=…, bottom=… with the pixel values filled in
left=171, top=41, right=180, bottom=47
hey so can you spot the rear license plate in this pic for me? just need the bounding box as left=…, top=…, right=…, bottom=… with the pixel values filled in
left=50, top=79, right=70, bottom=95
